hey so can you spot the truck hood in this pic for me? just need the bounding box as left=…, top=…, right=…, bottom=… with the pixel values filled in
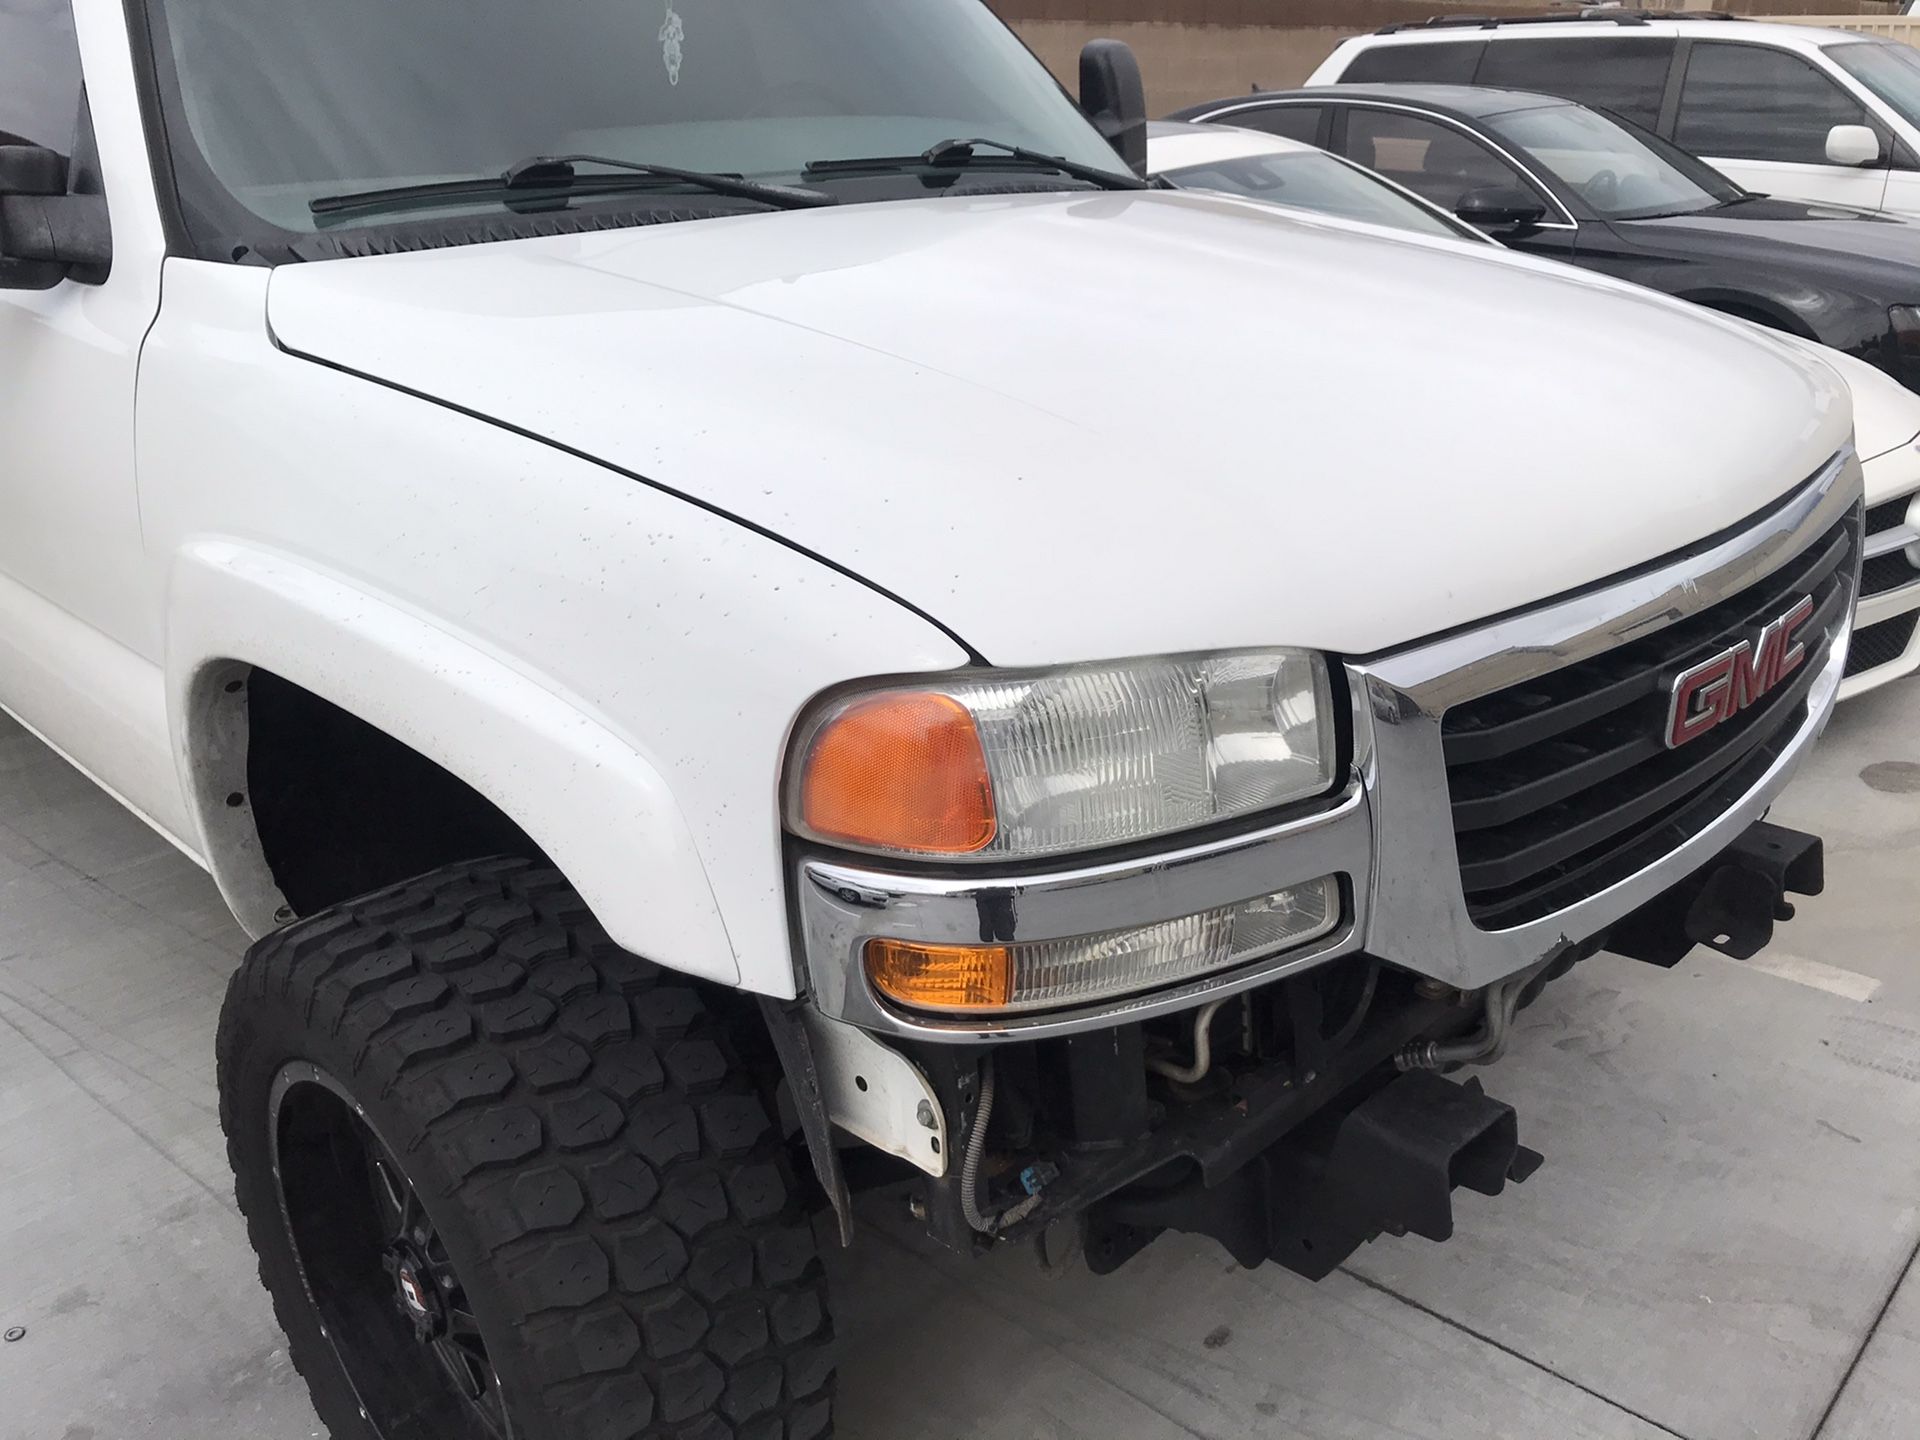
left=267, top=191, right=1851, bottom=664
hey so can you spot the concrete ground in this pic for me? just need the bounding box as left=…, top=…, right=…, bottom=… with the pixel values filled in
left=0, top=681, right=1916, bottom=1440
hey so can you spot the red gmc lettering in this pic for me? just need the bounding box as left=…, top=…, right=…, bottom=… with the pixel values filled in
left=1665, top=596, right=1816, bottom=750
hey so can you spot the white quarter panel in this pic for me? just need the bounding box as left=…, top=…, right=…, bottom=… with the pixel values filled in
left=266, top=192, right=1852, bottom=666
left=138, top=261, right=967, bottom=995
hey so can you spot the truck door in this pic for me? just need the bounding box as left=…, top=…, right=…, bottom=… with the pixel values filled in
left=0, top=1, right=189, bottom=843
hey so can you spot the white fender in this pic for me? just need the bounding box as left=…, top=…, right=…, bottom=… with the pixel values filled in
left=166, top=541, right=741, bottom=984
left=137, top=260, right=969, bottom=998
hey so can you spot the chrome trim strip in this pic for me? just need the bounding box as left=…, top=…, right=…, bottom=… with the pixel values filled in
left=1187, top=97, right=1582, bottom=231
left=1361, top=451, right=1857, bottom=714
left=1864, top=524, right=1919, bottom=559
left=795, top=786, right=1373, bottom=1042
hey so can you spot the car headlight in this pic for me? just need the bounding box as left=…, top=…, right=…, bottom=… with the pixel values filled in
left=787, top=650, right=1337, bottom=862
left=863, top=878, right=1341, bottom=1014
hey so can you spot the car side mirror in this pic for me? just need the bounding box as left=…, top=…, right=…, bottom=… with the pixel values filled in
left=1080, top=39, right=1148, bottom=176
left=0, top=145, right=112, bottom=291
left=1826, top=123, right=1882, bottom=168
left=1455, top=184, right=1548, bottom=234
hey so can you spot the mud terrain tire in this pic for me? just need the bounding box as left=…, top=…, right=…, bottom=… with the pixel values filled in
left=217, top=858, right=834, bottom=1440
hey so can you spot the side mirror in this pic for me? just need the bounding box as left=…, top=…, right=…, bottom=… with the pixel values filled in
left=0, top=144, right=112, bottom=291
left=1826, top=123, right=1882, bottom=168
left=1080, top=39, right=1148, bottom=177
left=1455, top=184, right=1548, bottom=234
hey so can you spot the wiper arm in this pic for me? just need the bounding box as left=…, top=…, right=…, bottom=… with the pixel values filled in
left=310, top=153, right=837, bottom=218
left=805, top=137, right=1147, bottom=191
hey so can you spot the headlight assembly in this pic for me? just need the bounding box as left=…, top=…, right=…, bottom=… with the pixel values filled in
left=788, top=650, right=1337, bottom=862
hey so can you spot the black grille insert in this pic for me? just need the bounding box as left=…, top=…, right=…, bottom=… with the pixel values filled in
left=1442, top=511, right=1859, bottom=930
left=1866, top=496, right=1910, bottom=537
left=1861, top=549, right=1919, bottom=598
left=1846, top=611, right=1919, bottom=678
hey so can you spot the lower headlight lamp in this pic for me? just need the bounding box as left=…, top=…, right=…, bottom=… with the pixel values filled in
left=864, top=875, right=1340, bottom=1015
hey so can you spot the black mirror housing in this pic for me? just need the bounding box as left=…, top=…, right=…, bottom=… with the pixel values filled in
left=1454, top=183, right=1549, bottom=234
left=0, top=145, right=67, bottom=198
left=1080, top=39, right=1148, bottom=176
left=0, top=144, right=111, bottom=289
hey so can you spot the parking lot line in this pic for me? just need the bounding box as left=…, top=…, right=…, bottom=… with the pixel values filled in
left=1717, top=951, right=1885, bottom=1003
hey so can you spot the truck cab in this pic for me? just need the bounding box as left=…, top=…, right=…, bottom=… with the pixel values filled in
left=0, top=5, right=1863, bottom=1438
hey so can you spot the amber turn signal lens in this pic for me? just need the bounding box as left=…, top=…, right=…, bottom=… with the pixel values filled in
left=800, top=692, right=997, bottom=854
left=865, top=938, right=1014, bottom=1012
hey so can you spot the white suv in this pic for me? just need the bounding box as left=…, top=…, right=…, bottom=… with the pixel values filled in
left=1309, top=14, right=1920, bottom=218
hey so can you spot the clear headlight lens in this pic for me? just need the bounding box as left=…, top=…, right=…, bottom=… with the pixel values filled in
left=864, top=877, right=1340, bottom=1014
left=791, top=650, right=1336, bottom=860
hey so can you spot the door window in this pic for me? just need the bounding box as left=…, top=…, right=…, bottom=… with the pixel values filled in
left=1676, top=41, right=1875, bottom=165
left=1222, top=105, right=1324, bottom=146
left=1343, top=108, right=1545, bottom=216
left=0, top=0, right=81, bottom=150
left=1475, top=38, right=1676, bottom=131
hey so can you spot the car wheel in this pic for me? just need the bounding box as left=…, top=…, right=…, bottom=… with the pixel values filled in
left=216, top=857, right=834, bottom=1440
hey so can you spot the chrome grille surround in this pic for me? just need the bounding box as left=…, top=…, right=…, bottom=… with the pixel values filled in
left=1350, top=448, right=1861, bottom=991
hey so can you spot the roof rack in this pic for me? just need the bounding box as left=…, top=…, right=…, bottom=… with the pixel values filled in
left=1375, top=9, right=1746, bottom=35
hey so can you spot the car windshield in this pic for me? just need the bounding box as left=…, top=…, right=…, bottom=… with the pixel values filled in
left=1828, top=40, right=1920, bottom=128
left=140, top=0, right=1131, bottom=251
left=1159, top=147, right=1484, bottom=241
left=1485, top=103, right=1743, bottom=220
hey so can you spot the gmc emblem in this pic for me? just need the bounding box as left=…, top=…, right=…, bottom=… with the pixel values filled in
left=1665, top=595, right=1816, bottom=750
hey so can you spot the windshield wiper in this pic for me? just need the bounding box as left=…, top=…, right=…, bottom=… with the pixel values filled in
left=310, top=153, right=838, bottom=218
left=805, top=137, right=1147, bottom=191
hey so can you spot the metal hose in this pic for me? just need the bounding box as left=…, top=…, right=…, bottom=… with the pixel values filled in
left=1395, top=960, right=1549, bottom=1072
left=1147, top=997, right=1229, bottom=1085
left=959, top=1057, right=1045, bottom=1235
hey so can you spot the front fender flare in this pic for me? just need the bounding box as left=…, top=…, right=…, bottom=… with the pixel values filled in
left=166, top=539, right=739, bottom=985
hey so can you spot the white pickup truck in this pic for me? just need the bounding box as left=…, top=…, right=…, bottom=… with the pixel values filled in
left=0, top=4, right=1864, bottom=1438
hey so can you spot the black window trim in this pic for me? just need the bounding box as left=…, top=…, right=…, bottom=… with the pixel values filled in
left=121, top=0, right=193, bottom=257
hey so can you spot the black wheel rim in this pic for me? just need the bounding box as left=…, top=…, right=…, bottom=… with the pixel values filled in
left=269, top=1064, right=514, bottom=1440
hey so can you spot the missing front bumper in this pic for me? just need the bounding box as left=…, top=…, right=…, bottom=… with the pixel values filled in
left=1086, top=1070, right=1542, bottom=1280
left=1604, top=819, right=1825, bottom=968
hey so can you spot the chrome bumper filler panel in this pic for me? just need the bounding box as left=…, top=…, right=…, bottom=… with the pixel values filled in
left=796, top=786, right=1374, bottom=1042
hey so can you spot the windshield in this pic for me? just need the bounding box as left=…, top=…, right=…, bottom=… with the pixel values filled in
left=1485, top=103, right=1743, bottom=220
left=141, top=0, right=1131, bottom=255
left=1159, top=148, right=1483, bottom=242
left=1828, top=40, right=1920, bottom=128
